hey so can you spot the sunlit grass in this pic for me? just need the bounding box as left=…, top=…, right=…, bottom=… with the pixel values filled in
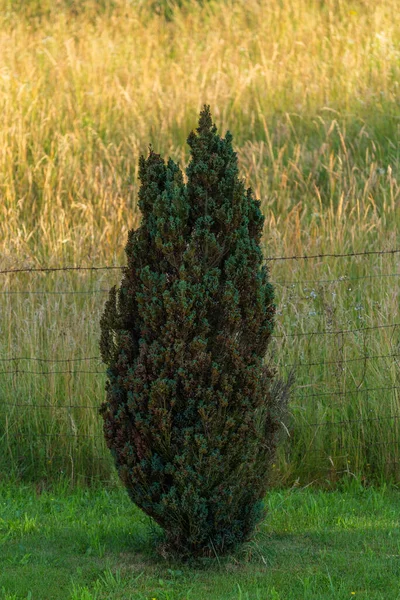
left=0, top=0, right=399, bottom=486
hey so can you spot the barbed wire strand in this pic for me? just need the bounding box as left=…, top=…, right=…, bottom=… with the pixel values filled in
left=0, top=356, right=102, bottom=363
left=1, top=248, right=400, bottom=276
left=274, top=272, right=400, bottom=286
left=0, top=289, right=109, bottom=295
left=2, top=271, right=400, bottom=293
left=0, top=266, right=123, bottom=275
left=7, top=430, right=400, bottom=444
left=0, top=369, right=104, bottom=375
left=11, top=321, right=388, bottom=342
left=266, top=248, right=400, bottom=261
left=1, top=351, right=399, bottom=366
left=271, top=322, right=399, bottom=339
left=295, top=385, right=400, bottom=400
left=3, top=402, right=400, bottom=428
left=1, top=361, right=399, bottom=377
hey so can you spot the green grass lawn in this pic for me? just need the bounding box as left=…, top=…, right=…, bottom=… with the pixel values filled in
left=0, top=479, right=399, bottom=600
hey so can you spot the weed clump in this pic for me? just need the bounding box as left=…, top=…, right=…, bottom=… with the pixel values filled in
left=99, top=106, right=288, bottom=559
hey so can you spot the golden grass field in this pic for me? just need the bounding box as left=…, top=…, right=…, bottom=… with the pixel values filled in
left=1, top=0, right=399, bottom=486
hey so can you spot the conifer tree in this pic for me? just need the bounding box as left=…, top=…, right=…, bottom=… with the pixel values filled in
left=100, top=106, right=288, bottom=558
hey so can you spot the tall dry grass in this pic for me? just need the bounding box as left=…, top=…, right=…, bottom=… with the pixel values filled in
left=0, top=0, right=399, bottom=486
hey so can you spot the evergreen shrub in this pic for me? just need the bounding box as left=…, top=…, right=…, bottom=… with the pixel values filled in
left=99, top=106, right=289, bottom=558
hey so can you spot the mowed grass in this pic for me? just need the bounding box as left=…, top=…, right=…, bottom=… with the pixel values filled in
left=0, top=0, right=399, bottom=486
left=0, top=479, right=399, bottom=600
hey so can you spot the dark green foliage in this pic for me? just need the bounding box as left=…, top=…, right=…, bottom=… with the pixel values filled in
left=99, top=106, right=288, bottom=559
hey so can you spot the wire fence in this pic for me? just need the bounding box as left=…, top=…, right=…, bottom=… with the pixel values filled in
left=1, top=350, right=399, bottom=367
left=1, top=247, right=399, bottom=485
